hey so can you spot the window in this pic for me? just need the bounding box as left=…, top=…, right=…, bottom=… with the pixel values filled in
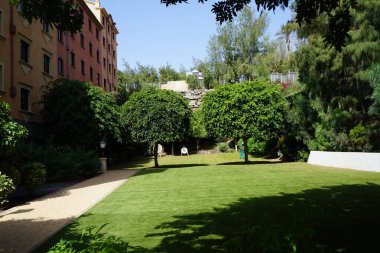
left=43, top=54, right=51, bottom=74
left=96, top=50, right=100, bottom=63
left=20, top=87, right=30, bottom=111
left=89, top=42, right=93, bottom=55
left=97, top=73, right=100, bottom=85
left=42, top=22, right=49, bottom=33
left=96, top=29, right=99, bottom=40
left=103, top=37, right=105, bottom=47
left=112, top=32, right=115, bottom=41
left=108, top=43, right=110, bottom=52
left=57, top=29, right=63, bottom=42
left=113, top=68, right=116, bottom=77
left=70, top=52, right=75, bottom=67
left=81, top=60, right=85, bottom=75
left=113, top=50, right=115, bottom=59
left=103, top=79, right=106, bottom=89
left=0, top=64, right=3, bottom=91
left=20, top=39, right=30, bottom=63
left=0, top=10, right=3, bottom=36
left=108, top=63, right=111, bottom=73
left=102, top=16, right=105, bottom=25
left=58, top=58, right=63, bottom=75
left=88, top=19, right=92, bottom=32
left=90, top=67, right=93, bottom=81
left=103, top=58, right=106, bottom=68
left=80, top=34, right=84, bottom=48
left=109, top=83, right=111, bottom=92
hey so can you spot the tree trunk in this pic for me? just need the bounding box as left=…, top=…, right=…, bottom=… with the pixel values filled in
left=171, top=142, right=175, bottom=155
left=196, top=138, right=200, bottom=153
left=154, top=143, right=159, bottom=168
left=243, top=137, right=249, bottom=164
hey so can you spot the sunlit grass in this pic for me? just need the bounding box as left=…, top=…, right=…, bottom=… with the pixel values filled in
left=38, top=153, right=380, bottom=252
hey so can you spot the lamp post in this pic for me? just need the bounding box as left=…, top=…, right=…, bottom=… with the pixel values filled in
left=99, top=140, right=107, bottom=173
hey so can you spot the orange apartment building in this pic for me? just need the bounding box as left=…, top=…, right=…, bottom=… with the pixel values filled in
left=0, top=0, right=118, bottom=137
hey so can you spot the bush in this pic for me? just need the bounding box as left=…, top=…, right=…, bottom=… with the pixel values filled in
left=22, top=162, right=47, bottom=194
left=23, top=144, right=99, bottom=182
left=3, top=167, right=21, bottom=187
left=48, top=225, right=131, bottom=253
left=217, top=142, right=231, bottom=153
left=0, top=172, right=15, bottom=207
left=349, top=124, right=368, bottom=151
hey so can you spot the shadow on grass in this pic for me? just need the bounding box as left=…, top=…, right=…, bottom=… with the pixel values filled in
left=218, top=160, right=285, bottom=166
left=110, top=156, right=153, bottom=170
left=144, top=183, right=380, bottom=253
left=131, top=164, right=210, bottom=177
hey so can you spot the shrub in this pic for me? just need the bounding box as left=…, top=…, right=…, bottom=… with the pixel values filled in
left=217, top=143, right=228, bottom=153
left=22, top=162, right=47, bottom=195
left=0, top=172, right=15, bottom=207
left=349, top=125, right=368, bottom=151
left=3, top=167, right=21, bottom=187
left=48, top=225, right=131, bottom=253
left=23, top=144, right=98, bottom=182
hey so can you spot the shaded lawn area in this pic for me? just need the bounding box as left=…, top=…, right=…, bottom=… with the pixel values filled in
left=37, top=153, right=380, bottom=252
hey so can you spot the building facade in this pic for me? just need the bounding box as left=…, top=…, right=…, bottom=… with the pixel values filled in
left=0, top=0, right=118, bottom=127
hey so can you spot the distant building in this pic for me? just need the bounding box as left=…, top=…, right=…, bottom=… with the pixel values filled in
left=270, top=71, right=298, bottom=85
left=0, top=0, right=118, bottom=136
left=186, top=69, right=204, bottom=80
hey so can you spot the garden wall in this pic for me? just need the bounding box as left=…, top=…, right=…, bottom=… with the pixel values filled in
left=308, top=151, right=380, bottom=172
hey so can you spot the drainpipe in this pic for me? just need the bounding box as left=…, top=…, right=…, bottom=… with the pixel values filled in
left=9, top=4, right=17, bottom=97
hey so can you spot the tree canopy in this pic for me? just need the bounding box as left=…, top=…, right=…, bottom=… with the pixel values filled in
left=121, top=87, right=192, bottom=167
left=201, top=80, right=287, bottom=163
left=41, top=79, right=122, bottom=150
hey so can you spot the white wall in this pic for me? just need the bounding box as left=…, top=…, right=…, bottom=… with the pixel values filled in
left=308, top=151, right=380, bottom=172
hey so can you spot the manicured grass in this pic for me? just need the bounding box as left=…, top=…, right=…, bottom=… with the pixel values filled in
left=39, top=153, right=380, bottom=252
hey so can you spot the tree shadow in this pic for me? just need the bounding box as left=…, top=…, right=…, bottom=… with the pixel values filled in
left=110, top=156, right=153, bottom=170
left=218, top=160, right=285, bottom=166
left=0, top=217, right=74, bottom=253
left=131, top=164, right=210, bottom=177
left=145, top=184, right=380, bottom=253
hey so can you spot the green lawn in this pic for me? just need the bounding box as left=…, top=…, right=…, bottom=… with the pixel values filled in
left=39, top=153, right=380, bottom=252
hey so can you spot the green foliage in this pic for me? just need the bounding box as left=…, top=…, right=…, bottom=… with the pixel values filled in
left=217, top=142, right=232, bottom=153
left=48, top=225, right=131, bottom=253
left=159, top=64, right=185, bottom=84
left=23, top=144, right=98, bottom=182
left=3, top=167, right=22, bottom=187
left=202, top=80, right=287, bottom=142
left=121, top=87, right=192, bottom=167
left=0, top=101, right=27, bottom=156
left=367, top=64, right=380, bottom=117
left=190, top=109, right=208, bottom=139
left=42, top=79, right=122, bottom=150
left=22, top=162, right=46, bottom=194
left=349, top=125, right=368, bottom=151
left=9, top=0, right=83, bottom=33
left=187, top=74, right=202, bottom=90
left=0, top=172, right=15, bottom=207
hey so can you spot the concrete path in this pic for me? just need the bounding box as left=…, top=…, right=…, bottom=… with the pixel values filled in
left=0, top=170, right=139, bottom=253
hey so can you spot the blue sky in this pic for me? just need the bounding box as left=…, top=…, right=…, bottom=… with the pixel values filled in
left=100, top=0, right=292, bottom=71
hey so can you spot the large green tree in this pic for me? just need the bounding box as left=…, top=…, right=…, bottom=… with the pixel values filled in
left=201, top=80, right=287, bottom=163
left=121, top=88, right=192, bottom=167
left=289, top=0, right=380, bottom=152
left=190, top=109, right=208, bottom=152
left=42, top=79, right=122, bottom=150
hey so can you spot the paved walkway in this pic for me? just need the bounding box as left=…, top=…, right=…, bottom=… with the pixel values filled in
left=0, top=170, right=139, bottom=253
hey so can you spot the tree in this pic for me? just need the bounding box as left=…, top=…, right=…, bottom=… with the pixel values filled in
left=201, top=80, right=287, bottom=163
left=159, top=64, right=183, bottom=84
left=9, top=0, right=83, bottom=33
left=207, top=7, right=269, bottom=84
left=0, top=101, right=27, bottom=170
left=187, top=74, right=201, bottom=90
left=41, top=79, right=122, bottom=150
left=121, top=87, right=192, bottom=167
left=190, top=109, right=208, bottom=152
